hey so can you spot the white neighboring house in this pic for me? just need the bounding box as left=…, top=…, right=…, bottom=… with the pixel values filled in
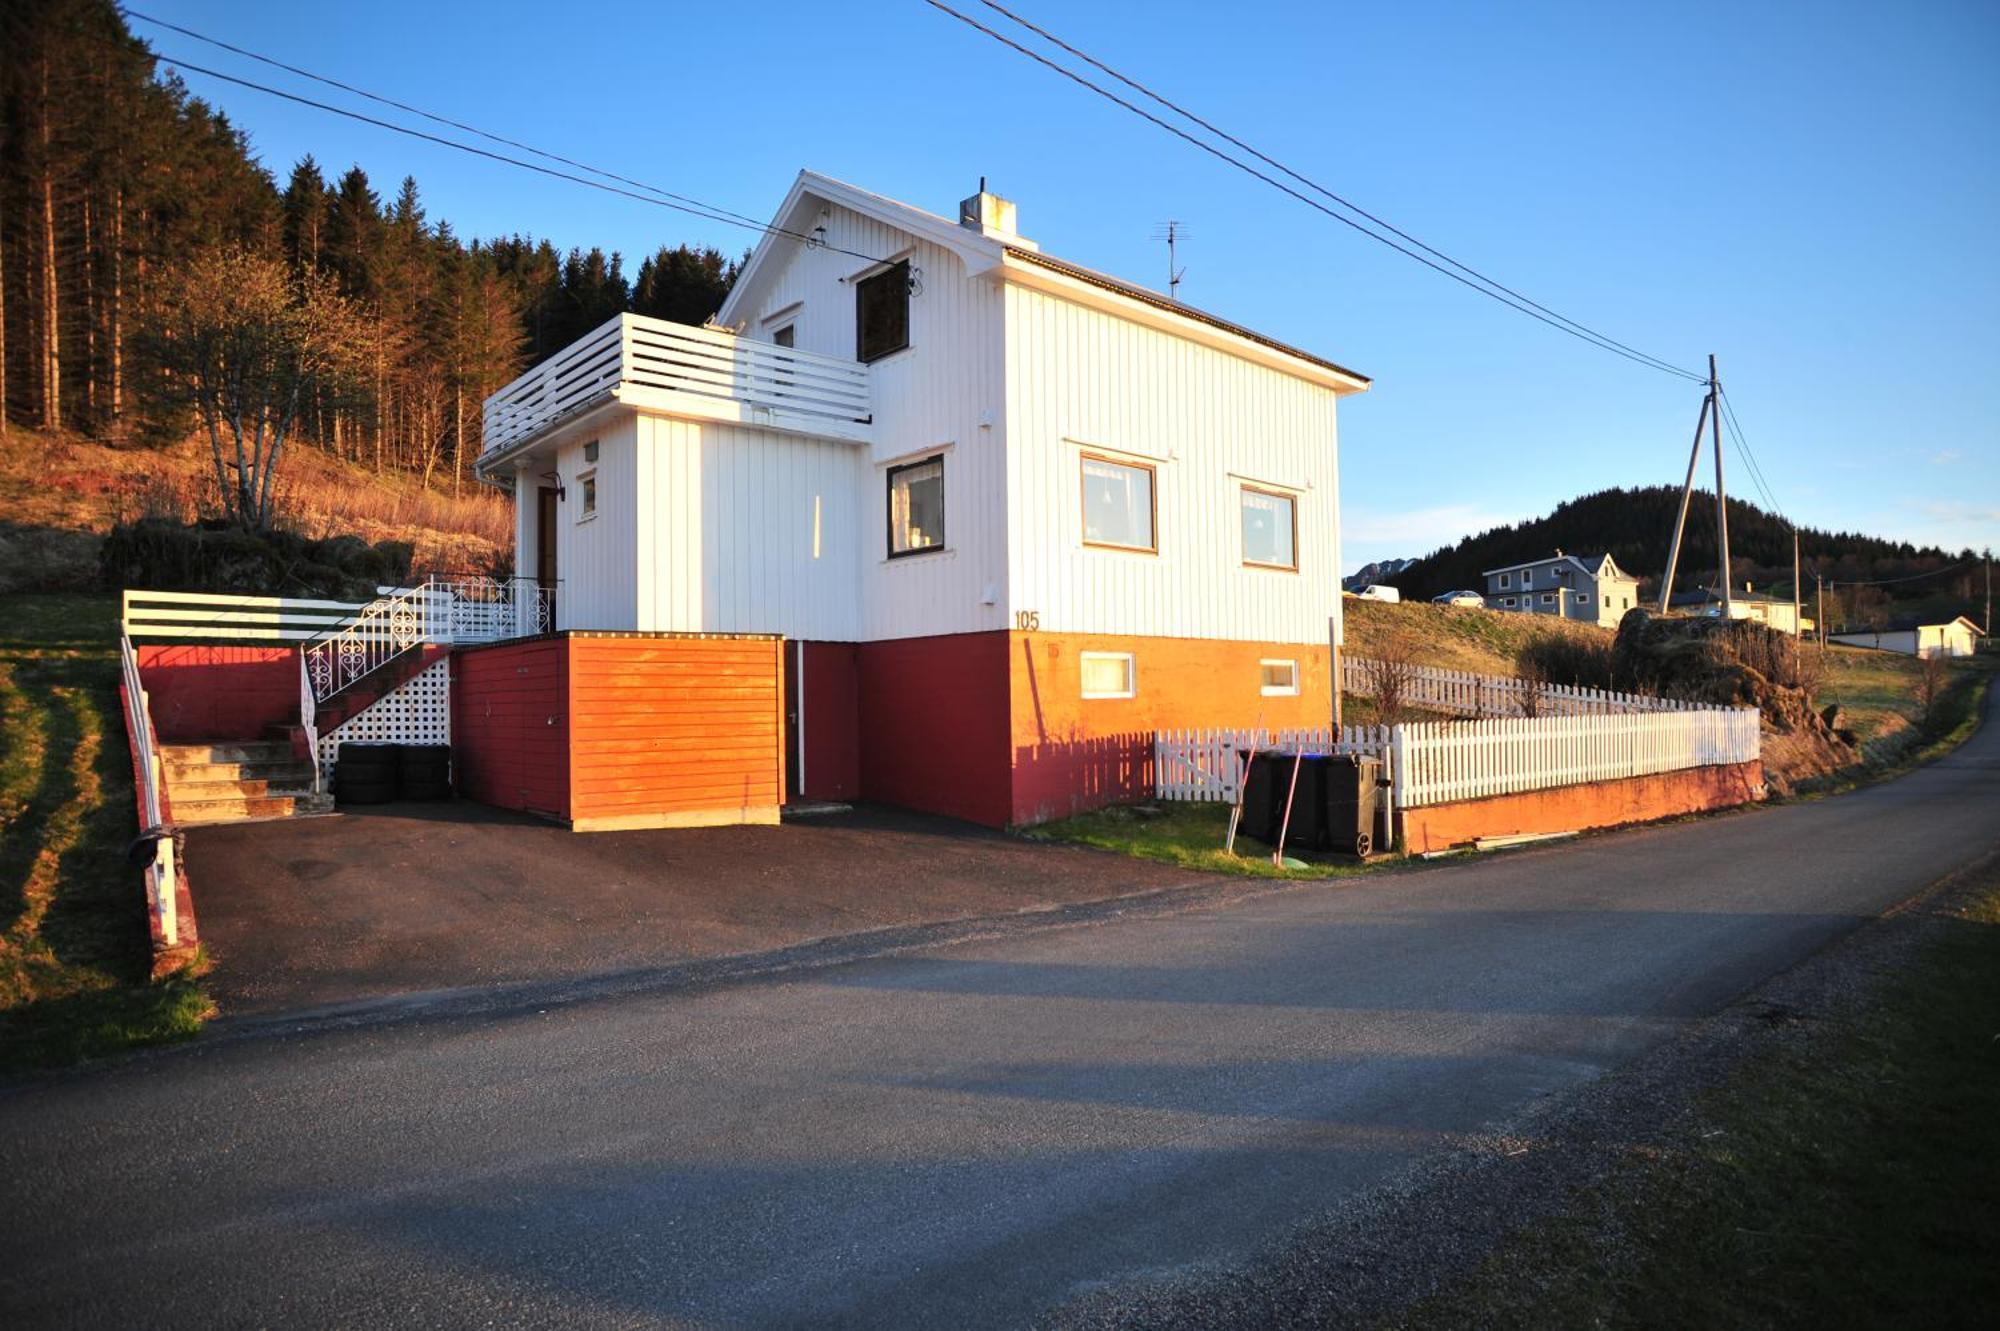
left=1668, top=586, right=1814, bottom=635
left=1483, top=551, right=1641, bottom=629
left=1828, top=615, right=1983, bottom=659
left=476, top=171, right=1369, bottom=827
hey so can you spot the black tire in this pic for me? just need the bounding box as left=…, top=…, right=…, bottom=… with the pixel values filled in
left=336, top=774, right=397, bottom=806
left=337, top=742, right=400, bottom=777
left=400, top=777, right=450, bottom=802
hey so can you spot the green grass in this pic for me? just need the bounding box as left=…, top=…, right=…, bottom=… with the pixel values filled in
left=1028, top=801, right=1386, bottom=880
left=0, top=592, right=212, bottom=1074
left=1394, top=865, right=2000, bottom=1330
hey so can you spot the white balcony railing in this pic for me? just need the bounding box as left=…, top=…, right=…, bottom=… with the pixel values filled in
left=481, top=313, right=873, bottom=457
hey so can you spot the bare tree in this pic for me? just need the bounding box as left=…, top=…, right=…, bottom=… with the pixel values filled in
left=1915, top=651, right=1950, bottom=729
left=146, top=248, right=365, bottom=529
left=1367, top=638, right=1423, bottom=728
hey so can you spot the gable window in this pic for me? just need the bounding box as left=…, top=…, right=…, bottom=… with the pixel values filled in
left=887, top=455, right=944, bottom=557
left=1081, top=455, right=1156, bottom=552
left=1080, top=651, right=1136, bottom=700
left=856, top=260, right=910, bottom=363
left=772, top=324, right=795, bottom=349
left=577, top=471, right=598, bottom=521
left=1240, top=486, right=1298, bottom=570
left=1259, top=659, right=1300, bottom=697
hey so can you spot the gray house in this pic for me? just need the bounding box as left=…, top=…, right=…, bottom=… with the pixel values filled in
left=1483, top=551, right=1641, bottom=629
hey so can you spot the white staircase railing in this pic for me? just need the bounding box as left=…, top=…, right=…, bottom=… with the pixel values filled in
left=118, top=635, right=180, bottom=948
left=301, top=576, right=555, bottom=706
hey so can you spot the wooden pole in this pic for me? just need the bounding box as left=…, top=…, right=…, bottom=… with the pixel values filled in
left=1330, top=614, right=1343, bottom=730
left=1657, top=392, right=1711, bottom=613
left=1710, top=355, right=1733, bottom=618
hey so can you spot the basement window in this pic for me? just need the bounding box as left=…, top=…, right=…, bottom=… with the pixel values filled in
left=1260, top=659, right=1300, bottom=697
left=1081, top=652, right=1136, bottom=700
left=1541, top=592, right=1556, bottom=606
left=856, top=260, right=910, bottom=363
left=1576, top=592, right=1591, bottom=604
left=887, top=455, right=944, bottom=557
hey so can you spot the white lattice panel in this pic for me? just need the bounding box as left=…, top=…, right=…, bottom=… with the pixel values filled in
left=318, top=658, right=451, bottom=782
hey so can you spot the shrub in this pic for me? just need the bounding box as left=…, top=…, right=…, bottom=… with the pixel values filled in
left=97, top=518, right=413, bottom=600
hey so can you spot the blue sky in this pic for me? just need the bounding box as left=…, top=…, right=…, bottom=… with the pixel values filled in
left=135, top=0, right=1999, bottom=571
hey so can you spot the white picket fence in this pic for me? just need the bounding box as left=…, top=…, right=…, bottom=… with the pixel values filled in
left=1154, top=725, right=1392, bottom=803
left=1390, top=708, right=1760, bottom=808
left=1344, top=656, right=1700, bottom=718
left=1154, top=707, right=1758, bottom=811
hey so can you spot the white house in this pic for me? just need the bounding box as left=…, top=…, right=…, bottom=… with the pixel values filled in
left=476, top=172, right=1368, bottom=826
left=1668, top=586, right=1814, bottom=635
left=1483, top=551, right=1641, bottom=629
left=1828, top=615, right=1983, bottom=659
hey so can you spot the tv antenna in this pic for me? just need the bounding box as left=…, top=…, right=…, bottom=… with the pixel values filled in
left=1150, top=220, right=1188, bottom=300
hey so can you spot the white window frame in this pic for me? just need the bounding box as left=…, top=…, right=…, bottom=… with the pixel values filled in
left=1080, top=651, right=1137, bottom=700
left=1576, top=592, right=1591, bottom=603
left=1522, top=568, right=1534, bottom=587
left=1502, top=596, right=1516, bottom=608
left=1498, top=572, right=1510, bottom=588
left=1541, top=592, right=1556, bottom=606
left=1259, top=659, right=1300, bottom=697
left=576, top=470, right=598, bottom=522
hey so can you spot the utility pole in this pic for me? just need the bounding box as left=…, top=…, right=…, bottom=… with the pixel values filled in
left=1710, top=354, right=1733, bottom=618
left=1657, top=391, right=1712, bottom=613
left=1817, top=575, right=1826, bottom=649
left=1800, top=523, right=1816, bottom=639
left=1985, top=546, right=1992, bottom=635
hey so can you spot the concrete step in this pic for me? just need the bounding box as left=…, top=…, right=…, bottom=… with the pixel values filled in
left=162, top=741, right=297, bottom=767
left=163, top=759, right=316, bottom=785
left=173, top=791, right=335, bottom=826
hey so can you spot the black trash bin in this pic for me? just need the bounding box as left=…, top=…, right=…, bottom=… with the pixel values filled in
left=335, top=742, right=400, bottom=806
left=1320, top=753, right=1380, bottom=857
left=1241, top=750, right=1331, bottom=849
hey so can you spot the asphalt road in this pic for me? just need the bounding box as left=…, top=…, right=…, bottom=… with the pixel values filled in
left=3, top=696, right=1995, bottom=1329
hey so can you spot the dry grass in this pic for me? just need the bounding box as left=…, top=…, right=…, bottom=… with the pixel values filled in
left=0, top=427, right=512, bottom=592
left=1341, top=597, right=1614, bottom=677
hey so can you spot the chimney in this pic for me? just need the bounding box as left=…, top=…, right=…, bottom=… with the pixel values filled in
left=959, top=178, right=1020, bottom=241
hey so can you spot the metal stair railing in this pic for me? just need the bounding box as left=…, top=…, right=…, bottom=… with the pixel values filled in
left=301, top=575, right=557, bottom=706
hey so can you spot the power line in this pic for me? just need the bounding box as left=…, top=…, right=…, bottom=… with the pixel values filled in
left=970, top=0, right=1704, bottom=385
left=1716, top=386, right=1785, bottom=521
left=118, top=7, right=776, bottom=237
left=923, top=0, right=1708, bottom=384
left=114, top=27, right=892, bottom=266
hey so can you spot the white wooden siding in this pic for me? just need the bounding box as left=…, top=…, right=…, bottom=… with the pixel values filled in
left=551, top=416, right=639, bottom=631
left=749, top=201, right=1009, bottom=641
left=1003, top=282, right=1345, bottom=646
left=632, top=414, right=861, bottom=640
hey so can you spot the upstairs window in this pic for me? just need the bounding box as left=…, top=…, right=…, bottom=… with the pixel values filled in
left=856, top=260, right=910, bottom=363
left=1240, top=486, right=1297, bottom=570
left=1498, top=572, right=1511, bottom=589
left=772, top=324, right=795, bottom=348
left=887, top=455, right=944, bottom=557
left=1523, top=568, right=1534, bottom=587
left=1081, top=456, right=1156, bottom=552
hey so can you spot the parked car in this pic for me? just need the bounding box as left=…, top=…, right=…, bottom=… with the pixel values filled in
left=1356, top=584, right=1401, bottom=602
left=1432, top=590, right=1485, bottom=608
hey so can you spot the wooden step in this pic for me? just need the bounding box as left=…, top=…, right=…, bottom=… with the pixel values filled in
left=168, top=776, right=318, bottom=801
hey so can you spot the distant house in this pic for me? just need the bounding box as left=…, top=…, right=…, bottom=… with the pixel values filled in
left=1668, top=586, right=1814, bottom=635
left=1482, top=551, right=1640, bottom=629
left=1828, top=615, right=1983, bottom=659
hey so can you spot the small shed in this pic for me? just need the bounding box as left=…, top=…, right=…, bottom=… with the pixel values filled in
left=452, top=631, right=784, bottom=831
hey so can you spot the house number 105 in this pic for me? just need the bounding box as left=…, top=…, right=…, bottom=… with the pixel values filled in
left=1014, top=611, right=1040, bottom=631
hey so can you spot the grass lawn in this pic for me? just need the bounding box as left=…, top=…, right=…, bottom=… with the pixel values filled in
left=0, top=592, right=210, bottom=1074
left=1028, top=801, right=1385, bottom=880
left=1395, top=862, right=2000, bottom=1329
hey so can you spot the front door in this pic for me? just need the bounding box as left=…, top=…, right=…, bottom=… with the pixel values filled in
left=536, top=487, right=559, bottom=627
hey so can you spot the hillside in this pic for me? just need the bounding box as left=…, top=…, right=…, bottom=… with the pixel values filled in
left=1385, top=486, right=1984, bottom=629
left=0, top=430, right=511, bottom=596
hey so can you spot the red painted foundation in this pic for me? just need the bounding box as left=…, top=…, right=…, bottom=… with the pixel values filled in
left=1396, top=760, right=1765, bottom=854
left=134, top=644, right=298, bottom=742
left=855, top=633, right=1013, bottom=827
